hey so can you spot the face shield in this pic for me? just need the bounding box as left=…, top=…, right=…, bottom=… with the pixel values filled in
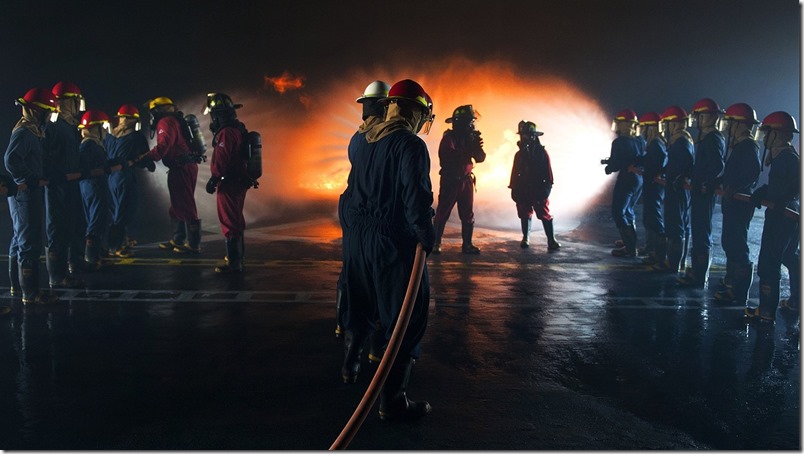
left=420, top=109, right=435, bottom=135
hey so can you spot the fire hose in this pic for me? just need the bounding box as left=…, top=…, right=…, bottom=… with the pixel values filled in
left=329, top=243, right=426, bottom=451
left=0, top=158, right=142, bottom=196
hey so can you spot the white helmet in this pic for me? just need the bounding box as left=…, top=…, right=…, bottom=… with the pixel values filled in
left=356, top=80, right=390, bottom=103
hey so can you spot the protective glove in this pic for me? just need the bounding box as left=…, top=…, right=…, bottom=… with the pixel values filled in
left=104, top=158, right=121, bottom=174
left=544, top=185, right=552, bottom=200
left=750, top=185, right=768, bottom=209
left=0, top=175, right=16, bottom=197
left=206, top=176, right=220, bottom=194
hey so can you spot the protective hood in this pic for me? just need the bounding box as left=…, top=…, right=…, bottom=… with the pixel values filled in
left=13, top=107, right=46, bottom=138
left=58, top=98, right=81, bottom=126
left=81, top=126, right=105, bottom=147
left=365, top=102, right=423, bottom=144
left=357, top=115, right=384, bottom=134
left=112, top=121, right=134, bottom=138
left=670, top=129, right=693, bottom=146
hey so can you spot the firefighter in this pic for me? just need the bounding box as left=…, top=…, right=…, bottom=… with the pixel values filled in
left=144, top=97, right=202, bottom=254
left=4, top=88, right=60, bottom=305
left=77, top=110, right=112, bottom=270
left=105, top=105, right=150, bottom=256
left=509, top=120, right=560, bottom=250
left=677, top=98, right=726, bottom=286
left=433, top=104, right=486, bottom=254
left=746, top=111, right=800, bottom=324
left=636, top=112, right=667, bottom=265
left=341, top=79, right=435, bottom=421
left=204, top=93, right=250, bottom=274
left=713, top=103, right=761, bottom=305
left=336, top=79, right=390, bottom=362
left=654, top=105, right=693, bottom=273
left=604, top=109, right=644, bottom=257
left=44, top=81, right=86, bottom=286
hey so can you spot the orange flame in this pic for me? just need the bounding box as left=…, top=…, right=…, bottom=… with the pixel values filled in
left=264, top=71, right=305, bottom=93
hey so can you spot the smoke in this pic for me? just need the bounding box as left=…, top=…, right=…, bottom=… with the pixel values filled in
left=165, top=57, right=615, bottom=232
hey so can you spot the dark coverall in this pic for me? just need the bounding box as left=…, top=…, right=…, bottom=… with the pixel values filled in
left=605, top=135, right=644, bottom=251
left=104, top=130, right=148, bottom=250
left=637, top=137, right=667, bottom=258
left=341, top=128, right=435, bottom=360
left=433, top=129, right=485, bottom=245
left=210, top=125, right=248, bottom=239
left=756, top=147, right=800, bottom=319
left=5, top=125, right=46, bottom=299
left=510, top=141, right=554, bottom=221
left=43, top=117, right=83, bottom=282
left=663, top=132, right=694, bottom=271
left=145, top=114, right=199, bottom=246
left=78, top=138, right=109, bottom=263
left=719, top=138, right=760, bottom=303
left=687, top=130, right=725, bottom=283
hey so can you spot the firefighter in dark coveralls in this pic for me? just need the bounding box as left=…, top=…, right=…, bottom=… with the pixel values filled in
left=509, top=120, right=561, bottom=250
left=746, top=111, right=800, bottom=324
left=635, top=112, right=667, bottom=265
left=0, top=174, right=16, bottom=314
left=433, top=104, right=486, bottom=254
left=713, top=103, right=761, bottom=305
left=105, top=105, right=150, bottom=257
left=677, top=98, right=726, bottom=286
left=335, top=80, right=390, bottom=345
left=44, top=81, right=85, bottom=286
left=144, top=97, right=202, bottom=254
left=5, top=88, right=60, bottom=305
left=77, top=110, right=111, bottom=270
left=654, top=105, right=693, bottom=273
left=204, top=93, right=250, bottom=274
left=604, top=109, right=644, bottom=257
left=340, top=79, right=435, bottom=421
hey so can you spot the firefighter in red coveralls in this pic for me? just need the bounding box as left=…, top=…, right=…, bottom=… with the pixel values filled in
left=144, top=97, right=202, bottom=254
left=433, top=105, right=486, bottom=254
left=204, top=93, right=249, bottom=274
left=509, top=120, right=561, bottom=250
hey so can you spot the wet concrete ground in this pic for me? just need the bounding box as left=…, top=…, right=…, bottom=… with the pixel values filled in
left=0, top=202, right=799, bottom=450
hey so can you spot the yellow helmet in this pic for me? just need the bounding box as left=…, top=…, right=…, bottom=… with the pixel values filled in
left=148, top=96, right=175, bottom=110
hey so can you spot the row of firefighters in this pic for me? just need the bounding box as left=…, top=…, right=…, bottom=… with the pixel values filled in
left=1, top=82, right=261, bottom=308
left=602, top=99, right=800, bottom=326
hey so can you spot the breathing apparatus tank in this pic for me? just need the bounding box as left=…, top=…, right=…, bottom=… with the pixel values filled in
left=244, top=130, right=262, bottom=188
left=184, top=114, right=207, bottom=163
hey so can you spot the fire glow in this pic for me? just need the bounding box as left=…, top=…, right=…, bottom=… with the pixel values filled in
left=191, top=58, right=615, bottom=231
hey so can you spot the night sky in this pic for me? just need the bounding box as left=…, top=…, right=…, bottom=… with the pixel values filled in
left=1, top=0, right=801, bottom=157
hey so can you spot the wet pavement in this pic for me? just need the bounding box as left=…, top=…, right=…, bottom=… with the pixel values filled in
left=0, top=202, right=799, bottom=450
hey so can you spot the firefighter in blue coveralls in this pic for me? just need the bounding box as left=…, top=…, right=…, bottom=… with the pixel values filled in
left=77, top=110, right=111, bottom=270
left=713, top=103, right=761, bottom=305
left=105, top=105, right=150, bottom=257
left=635, top=112, right=667, bottom=265
left=746, top=111, right=800, bottom=324
left=340, top=79, right=435, bottom=421
left=44, top=81, right=85, bottom=287
left=654, top=105, right=694, bottom=273
left=335, top=79, right=390, bottom=357
left=604, top=109, right=644, bottom=257
left=677, top=98, right=726, bottom=286
left=203, top=93, right=250, bottom=274
left=5, top=88, right=60, bottom=305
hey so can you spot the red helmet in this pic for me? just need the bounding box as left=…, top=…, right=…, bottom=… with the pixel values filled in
left=78, top=110, right=110, bottom=129
left=760, top=111, right=799, bottom=133
left=691, top=98, right=724, bottom=114
left=614, top=109, right=638, bottom=122
left=638, top=112, right=661, bottom=126
left=115, top=104, right=140, bottom=119
left=382, top=79, right=433, bottom=112
left=724, top=103, right=759, bottom=125
left=660, top=105, right=689, bottom=122
left=52, top=81, right=83, bottom=99
left=16, top=88, right=57, bottom=112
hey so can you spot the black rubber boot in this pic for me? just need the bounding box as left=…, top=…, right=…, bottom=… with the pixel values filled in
left=83, top=236, right=102, bottom=271
left=160, top=219, right=186, bottom=250
left=177, top=219, right=201, bottom=254
left=107, top=224, right=129, bottom=257
left=9, top=255, right=19, bottom=296
left=543, top=219, right=561, bottom=251
left=715, top=261, right=753, bottom=305
left=650, top=234, right=668, bottom=268
left=461, top=223, right=480, bottom=254
left=757, top=279, right=780, bottom=324
left=433, top=223, right=445, bottom=255
left=640, top=230, right=655, bottom=259
left=520, top=218, right=530, bottom=248
left=341, top=330, right=366, bottom=384
left=678, top=250, right=710, bottom=287
left=368, top=320, right=385, bottom=364
left=378, top=357, right=432, bottom=421
left=334, top=288, right=344, bottom=339
left=20, top=260, right=59, bottom=305
left=611, top=226, right=635, bottom=257
left=215, top=236, right=243, bottom=273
